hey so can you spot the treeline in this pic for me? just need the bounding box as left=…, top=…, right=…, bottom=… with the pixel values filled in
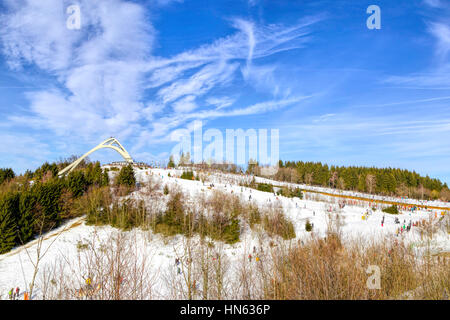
left=247, top=160, right=450, bottom=201
left=0, top=160, right=136, bottom=254
left=0, top=168, right=15, bottom=184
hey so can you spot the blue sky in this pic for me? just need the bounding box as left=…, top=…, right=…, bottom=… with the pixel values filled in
left=0, top=0, right=449, bottom=183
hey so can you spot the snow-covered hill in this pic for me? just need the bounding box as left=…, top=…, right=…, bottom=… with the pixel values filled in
left=1, top=167, right=448, bottom=300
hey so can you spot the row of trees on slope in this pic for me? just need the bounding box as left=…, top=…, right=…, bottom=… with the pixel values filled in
left=0, top=161, right=136, bottom=254
left=248, top=160, right=449, bottom=201
left=166, top=155, right=449, bottom=201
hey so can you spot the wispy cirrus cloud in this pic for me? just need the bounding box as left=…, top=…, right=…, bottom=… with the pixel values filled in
left=423, top=0, right=444, bottom=8
left=279, top=113, right=450, bottom=182
left=206, top=96, right=236, bottom=110
left=157, top=61, right=239, bottom=104
left=385, top=2, right=450, bottom=89
left=0, top=0, right=321, bottom=163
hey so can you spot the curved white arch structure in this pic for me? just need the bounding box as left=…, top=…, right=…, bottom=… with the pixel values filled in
left=58, top=137, right=134, bottom=176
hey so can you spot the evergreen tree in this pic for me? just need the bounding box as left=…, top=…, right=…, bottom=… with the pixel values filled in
left=253, top=160, right=449, bottom=200
left=68, top=170, right=88, bottom=197
left=223, top=218, right=240, bottom=244
left=102, top=170, right=110, bottom=187
left=17, top=191, right=36, bottom=244
left=0, top=168, right=15, bottom=185
left=167, top=155, right=176, bottom=168
left=34, top=162, right=58, bottom=181
left=86, top=162, right=103, bottom=186
left=0, top=193, right=19, bottom=254
left=33, top=179, right=63, bottom=230
left=116, top=164, right=136, bottom=187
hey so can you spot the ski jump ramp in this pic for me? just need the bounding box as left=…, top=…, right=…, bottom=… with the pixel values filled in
left=58, top=138, right=133, bottom=176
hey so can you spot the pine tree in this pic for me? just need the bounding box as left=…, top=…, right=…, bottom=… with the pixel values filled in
left=102, top=170, right=110, bottom=187
left=0, top=168, right=15, bottom=185
left=0, top=193, right=19, bottom=254
left=91, top=162, right=103, bottom=186
left=68, top=170, right=87, bottom=197
left=168, top=155, right=176, bottom=168
left=33, top=180, right=62, bottom=230
left=116, top=164, right=136, bottom=187
left=17, top=191, right=36, bottom=244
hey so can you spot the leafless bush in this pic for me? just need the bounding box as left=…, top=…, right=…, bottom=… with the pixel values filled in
left=38, top=230, right=155, bottom=300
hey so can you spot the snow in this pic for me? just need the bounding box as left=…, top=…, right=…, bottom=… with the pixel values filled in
left=1, top=167, right=449, bottom=299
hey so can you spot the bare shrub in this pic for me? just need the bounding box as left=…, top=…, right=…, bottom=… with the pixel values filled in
left=38, top=230, right=155, bottom=300
left=262, top=204, right=296, bottom=240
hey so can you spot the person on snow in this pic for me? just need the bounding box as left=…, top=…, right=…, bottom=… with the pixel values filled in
left=248, top=254, right=252, bottom=262
left=15, top=287, right=20, bottom=299
left=8, top=288, right=13, bottom=300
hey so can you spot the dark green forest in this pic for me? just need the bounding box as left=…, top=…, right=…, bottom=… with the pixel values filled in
left=246, top=160, right=449, bottom=201
left=0, top=161, right=136, bottom=254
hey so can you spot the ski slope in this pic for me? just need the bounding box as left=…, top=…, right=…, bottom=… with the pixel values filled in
left=1, top=167, right=448, bottom=299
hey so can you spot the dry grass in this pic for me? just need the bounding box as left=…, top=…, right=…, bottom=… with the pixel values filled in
left=259, top=234, right=449, bottom=300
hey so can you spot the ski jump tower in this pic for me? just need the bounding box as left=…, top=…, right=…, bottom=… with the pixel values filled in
left=58, top=137, right=134, bottom=176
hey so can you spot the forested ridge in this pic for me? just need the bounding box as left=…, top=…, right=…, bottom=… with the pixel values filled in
left=246, top=160, right=450, bottom=201
left=0, top=159, right=136, bottom=254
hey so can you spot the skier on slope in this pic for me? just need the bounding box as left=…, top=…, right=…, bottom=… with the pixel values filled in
left=8, top=288, right=13, bottom=300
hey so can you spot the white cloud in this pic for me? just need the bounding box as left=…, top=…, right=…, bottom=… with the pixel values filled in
left=385, top=17, right=450, bottom=88
left=206, top=96, right=236, bottom=110
left=423, top=0, right=444, bottom=8
left=428, top=22, right=450, bottom=58
left=0, top=1, right=321, bottom=163
left=172, top=95, right=198, bottom=113
left=153, top=0, right=184, bottom=6
left=157, top=61, right=239, bottom=103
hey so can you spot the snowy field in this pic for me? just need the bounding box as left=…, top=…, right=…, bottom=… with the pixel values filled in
left=1, top=167, right=449, bottom=300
